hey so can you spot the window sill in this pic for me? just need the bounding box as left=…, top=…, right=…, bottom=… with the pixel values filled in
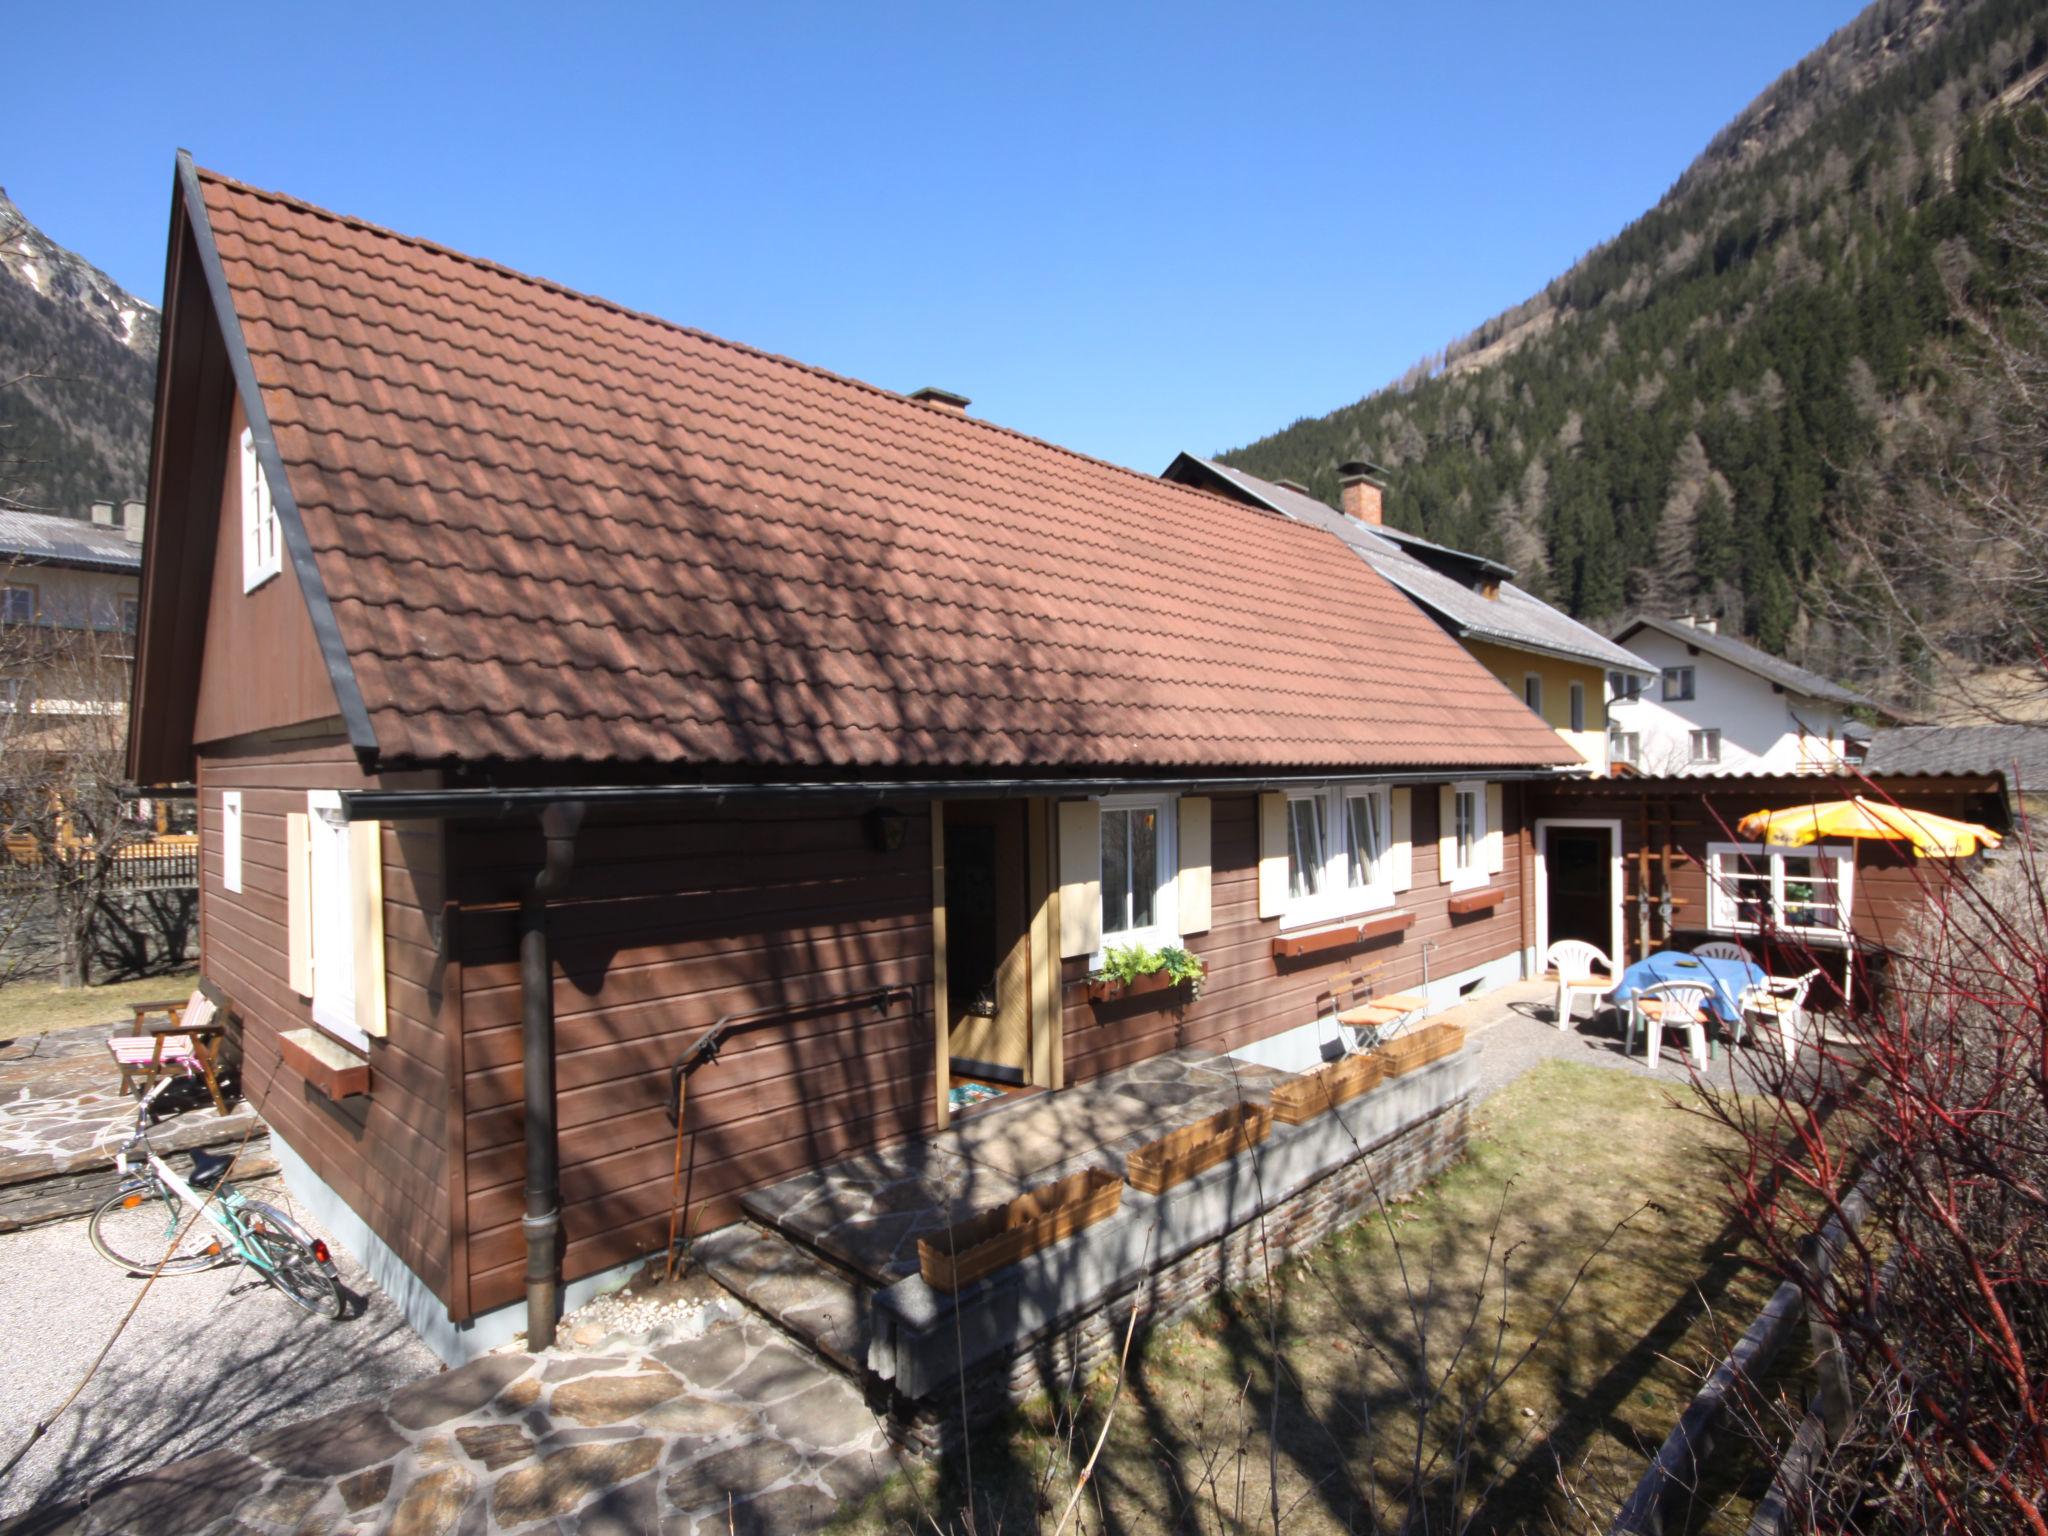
left=1271, top=910, right=1414, bottom=960
left=279, top=1027, right=370, bottom=1100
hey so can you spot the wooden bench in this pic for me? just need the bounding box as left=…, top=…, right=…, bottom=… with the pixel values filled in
left=108, top=988, right=233, bottom=1115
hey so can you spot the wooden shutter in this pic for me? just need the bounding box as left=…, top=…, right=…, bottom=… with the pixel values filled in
left=1389, top=788, right=1413, bottom=892
left=1257, top=793, right=1289, bottom=919
left=1485, top=783, right=1505, bottom=876
left=1056, top=800, right=1102, bottom=959
left=1438, top=785, right=1456, bottom=882
left=349, top=819, right=388, bottom=1039
left=285, top=811, right=312, bottom=997
left=1178, top=797, right=1212, bottom=935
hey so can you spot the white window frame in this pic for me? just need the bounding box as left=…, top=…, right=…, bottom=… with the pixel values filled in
left=1690, top=728, right=1721, bottom=764
left=1447, top=779, right=1487, bottom=892
left=1096, top=793, right=1178, bottom=956
left=1569, top=681, right=1586, bottom=734
left=1706, top=841, right=1855, bottom=945
left=1280, top=783, right=1396, bottom=929
left=1608, top=729, right=1641, bottom=766
left=305, top=790, right=368, bottom=1049
left=1662, top=665, right=1695, bottom=702
left=221, top=790, right=242, bottom=894
left=1523, top=673, right=1544, bottom=716
left=240, top=427, right=284, bottom=593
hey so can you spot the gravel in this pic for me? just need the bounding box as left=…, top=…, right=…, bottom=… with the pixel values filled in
left=549, top=1262, right=741, bottom=1355
left=0, top=1175, right=440, bottom=1522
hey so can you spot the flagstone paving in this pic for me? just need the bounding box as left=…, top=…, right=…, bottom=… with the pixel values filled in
left=38, top=1318, right=902, bottom=1535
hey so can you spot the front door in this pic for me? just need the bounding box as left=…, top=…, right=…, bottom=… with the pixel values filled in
left=944, top=801, right=1032, bottom=1084
left=1545, top=829, right=1614, bottom=956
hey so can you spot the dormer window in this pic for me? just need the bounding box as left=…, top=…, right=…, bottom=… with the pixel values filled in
left=240, top=428, right=284, bottom=593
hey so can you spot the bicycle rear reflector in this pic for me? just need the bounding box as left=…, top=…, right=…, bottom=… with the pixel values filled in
left=312, top=1240, right=331, bottom=1265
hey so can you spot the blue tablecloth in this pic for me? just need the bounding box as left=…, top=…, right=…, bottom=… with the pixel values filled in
left=1608, top=951, right=1766, bottom=1026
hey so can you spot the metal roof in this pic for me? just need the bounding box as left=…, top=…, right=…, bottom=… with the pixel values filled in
left=0, top=509, right=142, bottom=572
left=1861, top=724, right=2048, bottom=790
left=1616, top=616, right=1874, bottom=710
left=1168, top=456, right=1658, bottom=677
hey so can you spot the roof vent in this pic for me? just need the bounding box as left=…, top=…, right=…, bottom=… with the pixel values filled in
left=909, top=387, right=971, bottom=413
left=1274, top=478, right=1312, bottom=496
left=1337, top=459, right=1388, bottom=526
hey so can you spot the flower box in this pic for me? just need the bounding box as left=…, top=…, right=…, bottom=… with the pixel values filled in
left=1125, top=1102, right=1274, bottom=1194
left=1446, top=886, right=1506, bottom=917
left=279, top=1027, right=370, bottom=1100
left=1271, top=910, right=1414, bottom=961
left=917, top=1167, right=1125, bottom=1293
left=1380, top=1021, right=1466, bottom=1076
left=1269, top=1050, right=1388, bottom=1125
left=1085, top=968, right=1185, bottom=1004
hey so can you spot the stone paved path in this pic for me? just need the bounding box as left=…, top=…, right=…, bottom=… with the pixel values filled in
left=29, top=1317, right=901, bottom=1535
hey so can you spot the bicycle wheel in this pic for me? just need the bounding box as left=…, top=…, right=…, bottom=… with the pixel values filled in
left=239, top=1201, right=344, bottom=1319
left=88, top=1180, right=225, bottom=1275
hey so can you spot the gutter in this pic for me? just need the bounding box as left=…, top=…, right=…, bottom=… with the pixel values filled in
left=339, top=766, right=1578, bottom=822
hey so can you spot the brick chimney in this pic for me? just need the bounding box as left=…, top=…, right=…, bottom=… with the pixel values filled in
left=1337, top=460, right=1388, bottom=526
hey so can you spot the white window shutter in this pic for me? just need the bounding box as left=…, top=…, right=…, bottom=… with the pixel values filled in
left=1485, top=783, right=1505, bottom=876
left=286, top=812, right=313, bottom=997
left=221, top=791, right=242, bottom=894
left=349, top=819, right=387, bottom=1038
left=1056, top=800, right=1102, bottom=959
left=239, top=429, right=261, bottom=594
left=1256, top=793, right=1289, bottom=918
left=1177, top=796, right=1212, bottom=935
left=1390, top=788, right=1413, bottom=892
left=1438, top=785, right=1456, bottom=882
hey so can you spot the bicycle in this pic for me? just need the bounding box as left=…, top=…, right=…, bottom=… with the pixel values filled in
left=87, top=1076, right=344, bottom=1318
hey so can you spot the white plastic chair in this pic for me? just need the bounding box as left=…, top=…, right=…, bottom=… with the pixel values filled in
left=1738, top=968, right=1822, bottom=1063
left=1693, top=941, right=1751, bottom=963
left=1544, top=939, right=1614, bottom=1030
left=1627, top=981, right=1713, bottom=1071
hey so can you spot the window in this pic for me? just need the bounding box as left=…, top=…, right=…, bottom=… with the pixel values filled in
left=1569, top=681, right=1586, bottom=733
left=221, top=791, right=243, bottom=894
left=1283, top=784, right=1395, bottom=924
left=1662, top=666, right=1695, bottom=702
left=1, top=586, right=36, bottom=625
left=1523, top=674, right=1543, bottom=715
left=1446, top=780, right=1487, bottom=890
left=119, top=597, right=139, bottom=634
left=1690, top=728, right=1721, bottom=764
left=0, top=678, right=20, bottom=712
left=306, top=791, right=363, bottom=1046
left=1707, top=843, right=1853, bottom=942
left=1608, top=670, right=1643, bottom=703
left=240, top=427, right=284, bottom=592
left=1099, top=795, right=1175, bottom=947
left=1608, top=730, right=1640, bottom=765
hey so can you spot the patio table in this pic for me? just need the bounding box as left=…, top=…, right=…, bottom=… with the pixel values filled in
left=1608, top=950, right=1766, bottom=1029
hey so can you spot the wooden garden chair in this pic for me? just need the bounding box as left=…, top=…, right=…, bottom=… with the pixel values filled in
left=107, top=988, right=232, bottom=1115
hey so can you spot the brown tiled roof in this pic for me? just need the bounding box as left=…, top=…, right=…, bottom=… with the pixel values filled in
left=196, top=168, right=1575, bottom=773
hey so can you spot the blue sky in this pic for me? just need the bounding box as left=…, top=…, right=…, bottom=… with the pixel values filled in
left=9, top=2, right=1860, bottom=473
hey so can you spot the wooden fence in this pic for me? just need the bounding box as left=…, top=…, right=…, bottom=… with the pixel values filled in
left=0, top=840, right=198, bottom=896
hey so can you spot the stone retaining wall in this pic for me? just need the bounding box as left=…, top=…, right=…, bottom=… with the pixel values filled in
left=888, top=1070, right=1472, bottom=1455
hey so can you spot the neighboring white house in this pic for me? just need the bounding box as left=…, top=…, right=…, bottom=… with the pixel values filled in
left=1605, top=615, right=1875, bottom=776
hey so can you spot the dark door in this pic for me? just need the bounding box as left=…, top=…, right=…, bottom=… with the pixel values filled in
left=943, top=801, right=1032, bottom=1084
left=1546, top=829, right=1613, bottom=955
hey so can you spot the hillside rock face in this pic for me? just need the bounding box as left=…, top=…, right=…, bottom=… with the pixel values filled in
left=0, top=186, right=158, bottom=515
left=1220, top=0, right=2048, bottom=668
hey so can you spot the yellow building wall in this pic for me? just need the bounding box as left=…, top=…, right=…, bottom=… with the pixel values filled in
left=1462, top=639, right=1606, bottom=771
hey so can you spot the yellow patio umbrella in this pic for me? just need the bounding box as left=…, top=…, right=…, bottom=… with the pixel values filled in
left=1736, top=796, right=2003, bottom=859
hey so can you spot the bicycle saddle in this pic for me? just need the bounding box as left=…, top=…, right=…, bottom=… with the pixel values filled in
left=188, top=1149, right=235, bottom=1188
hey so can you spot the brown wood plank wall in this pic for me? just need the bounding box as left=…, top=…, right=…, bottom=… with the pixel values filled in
left=451, top=803, right=934, bottom=1316
left=195, top=734, right=453, bottom=1303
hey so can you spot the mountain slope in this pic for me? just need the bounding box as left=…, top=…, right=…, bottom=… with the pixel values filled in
left=1220, top=0, right=2048, bottom=670
left=0, top=187, right=158, bottom=516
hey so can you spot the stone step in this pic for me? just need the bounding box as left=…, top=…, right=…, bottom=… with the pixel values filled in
left=0, top=1133, right=278, bottom=1231
left=692, top=1221, right=873, bottom=1375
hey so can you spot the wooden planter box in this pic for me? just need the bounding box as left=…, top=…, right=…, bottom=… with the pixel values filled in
left=1271, top=910, right=1414, bottom=961
left=1446, top=886, right=1506, bottom=917
left=1085, top=967, right=1192, bottom=1004
left=279, top=1027, right=370, bottom=1100
left=917, top=1167, right=1125, bottom=1293
left=1381, top=1021, right=1466, bottom=1077
left=1126, top=1102, right=1273, bottom=1194
left=1270, top=1050, right=1387, bottom=1125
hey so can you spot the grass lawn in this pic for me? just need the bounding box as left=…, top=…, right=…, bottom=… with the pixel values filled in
left=0, top=969, right=199, bottom=1040
left=841, top=1060, right=1787, bottom=1534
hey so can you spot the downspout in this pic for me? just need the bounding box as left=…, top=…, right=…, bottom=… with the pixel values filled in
left=521, top=799, right=585, bottom=1352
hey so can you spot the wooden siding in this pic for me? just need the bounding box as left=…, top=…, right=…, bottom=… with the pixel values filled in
left=195, top=734, right=453, bottom=1304
left=1061, top=787, right=1530, bottom=1083
left=451, top=804, right=935, bottom=1316
left=190, top=393, right=342, bottom=749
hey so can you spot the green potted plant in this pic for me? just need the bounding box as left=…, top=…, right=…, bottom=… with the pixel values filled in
left=1086, top=943, right=1206, bottom=1003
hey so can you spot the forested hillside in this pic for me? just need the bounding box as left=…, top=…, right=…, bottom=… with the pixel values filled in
left=0, top=188, right=157, bottom=517
left=1221, top=0, right=2048, bottom=675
